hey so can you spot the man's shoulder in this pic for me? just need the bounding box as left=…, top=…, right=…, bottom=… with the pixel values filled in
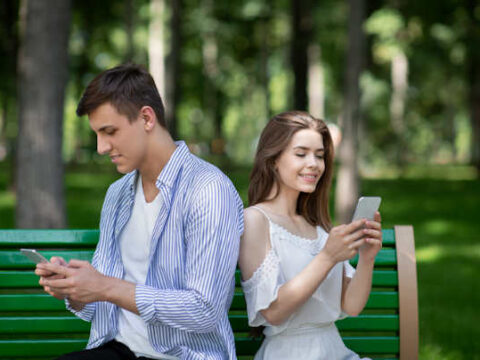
left=104, top=171, right=135, bottom=199
left=184, top=154, right=236, bottom=193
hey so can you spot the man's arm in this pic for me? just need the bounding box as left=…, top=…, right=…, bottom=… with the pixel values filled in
left=39, top=179, right=242, bottom=333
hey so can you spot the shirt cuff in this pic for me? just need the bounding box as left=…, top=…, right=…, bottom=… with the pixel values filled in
left=135, top=284, right=157, bottom=324
left=65, top=298, right=95, bottom=321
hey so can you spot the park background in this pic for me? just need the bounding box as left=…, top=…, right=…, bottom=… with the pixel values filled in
left=0, top=0, right=479, bottom=358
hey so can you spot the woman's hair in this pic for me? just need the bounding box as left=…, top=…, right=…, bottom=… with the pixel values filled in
left=248, top=111, right=334, bottom=231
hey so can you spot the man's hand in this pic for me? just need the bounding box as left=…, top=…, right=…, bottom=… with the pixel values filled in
left=358, top=211, right=383, bottom=262
left=35, top=256, right=67, bottom=300
left=37, top=260, right=109, bottom=304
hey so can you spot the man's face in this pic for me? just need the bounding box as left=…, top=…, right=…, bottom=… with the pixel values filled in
left=89, top=102, right=147, bottom=174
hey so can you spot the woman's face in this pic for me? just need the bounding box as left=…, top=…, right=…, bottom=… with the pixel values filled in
left=274, top=128, right=325, bottom=195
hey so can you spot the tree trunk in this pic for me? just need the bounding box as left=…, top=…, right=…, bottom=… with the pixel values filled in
left=149, top=0, right=165, bottom=98
left=124, top=0, right=135, bottom=62
left=335, top=0, right=365, bottom=224
left=390, top=51, right=408, bottom=168
left=165, top=0, right=182, bottom=139
left=16, top=0, right=71, bottom=228
left=291, top=0, right=312, bottom=110
left=308, top=44, right=325, bottom=119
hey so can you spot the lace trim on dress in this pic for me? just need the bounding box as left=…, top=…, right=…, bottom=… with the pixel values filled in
left=270, top=223, right=325, bottom=256
left=241, top=248, right=280, bottom=293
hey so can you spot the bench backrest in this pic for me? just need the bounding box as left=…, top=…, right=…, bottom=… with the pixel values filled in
left=0, top=227, right=417, bottom=360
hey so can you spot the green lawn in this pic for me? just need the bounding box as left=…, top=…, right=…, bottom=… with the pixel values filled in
left=0, top=162, right=478, bottom=359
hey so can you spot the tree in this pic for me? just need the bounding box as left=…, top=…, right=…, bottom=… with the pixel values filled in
left=335, top=0, right=365, bottom=224
left=16, top=0, right=71, bottom=228
left=291, top=0, right=312, bottom=110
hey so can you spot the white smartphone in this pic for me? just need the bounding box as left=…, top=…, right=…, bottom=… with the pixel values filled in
left=20, top=248, right=49, bottom=264
left=352, top=196, right=381, bottom=221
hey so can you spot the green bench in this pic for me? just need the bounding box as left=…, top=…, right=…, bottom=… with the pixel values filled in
left=0, top=226, right=417, bottom=360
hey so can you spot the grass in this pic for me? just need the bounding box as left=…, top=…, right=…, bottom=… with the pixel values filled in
left=0, top=161, right=478, bottom=359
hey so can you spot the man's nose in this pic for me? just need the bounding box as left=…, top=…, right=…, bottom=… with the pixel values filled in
left=97, top=136, right=111, bottom=155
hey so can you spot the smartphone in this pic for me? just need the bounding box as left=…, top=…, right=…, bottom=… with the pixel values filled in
left=352, top=196, right=381, bottom=221
left=20, top=248, right=49, bottom=264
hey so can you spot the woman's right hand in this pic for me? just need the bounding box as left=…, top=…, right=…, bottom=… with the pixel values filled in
left=322, top=219, right=367, bottom=263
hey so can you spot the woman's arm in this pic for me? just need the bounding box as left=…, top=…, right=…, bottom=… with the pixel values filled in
left=341, top=212, right=383, bottom=316
left=239, top=209, right=367, bottom=326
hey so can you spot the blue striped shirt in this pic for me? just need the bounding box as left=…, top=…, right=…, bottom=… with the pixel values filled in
left=67, top=141, right=244, bottom=360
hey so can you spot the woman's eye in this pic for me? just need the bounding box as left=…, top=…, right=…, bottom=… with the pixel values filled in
left=106, top=130, right=116, bottom=135
left=316, top=155, right=324, bottom=159
left=295, top=154, right=306, bottom=157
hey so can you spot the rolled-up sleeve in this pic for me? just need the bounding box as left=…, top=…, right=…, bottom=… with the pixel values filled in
left=136, top=179, right=242, bottom=333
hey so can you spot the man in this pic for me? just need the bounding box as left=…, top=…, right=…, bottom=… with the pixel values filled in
left=36, top=64, right=244, bottom=360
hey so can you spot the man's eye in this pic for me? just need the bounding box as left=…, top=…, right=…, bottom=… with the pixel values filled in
left=106, top=130, right=116, bottom=135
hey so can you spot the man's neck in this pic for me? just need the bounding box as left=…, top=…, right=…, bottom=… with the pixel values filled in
left=138, top=129, right=177, bottom=186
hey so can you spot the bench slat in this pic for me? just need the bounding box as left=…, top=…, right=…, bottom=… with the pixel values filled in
left=0, top=251, right=94, bottom=269
left=234, top=269, right=398, bottom=287
left=227, top=314, right=399, bottom=332
left=0, top=230, right=99, bottom=247
left=0, top=316, right=90, bottom=333
left=230, top=291, right=398, bottom=310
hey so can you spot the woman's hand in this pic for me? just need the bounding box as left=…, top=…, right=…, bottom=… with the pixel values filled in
left=322, top=219, right=367, bottom=264
left=358, top=211, right=383, bottom=262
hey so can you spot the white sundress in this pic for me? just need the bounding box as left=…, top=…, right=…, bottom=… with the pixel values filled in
left=241, top=206, right=370, bottom=360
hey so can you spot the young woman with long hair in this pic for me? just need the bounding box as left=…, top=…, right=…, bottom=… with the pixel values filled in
left=239, top=111, right=382, bottom=359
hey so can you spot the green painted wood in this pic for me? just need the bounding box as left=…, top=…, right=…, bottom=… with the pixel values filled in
left=349, top=249, right=396, bottom=267
left=343, top=336, right=399, bottom=353
left=336, top=315, right=399, bottom=331
left=230, top=291, right=398, bottom=310
left=382, top=229, right=395, bottom=246
left=0, top=230, right=99, bottom=247
left=0, top=271, right=39, bottom=288
left=0, top=339, right=88, bottom=357
left=0, top=317, right=90, bottom=333
left=0, top=294, right=66, bottom=311
left=0, top=251, right=94, bottom=269
left=228, top=314, right=399, bottom=332
left=234, top=269, right=398, bottom=287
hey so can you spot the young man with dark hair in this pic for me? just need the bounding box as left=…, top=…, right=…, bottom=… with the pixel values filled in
left=36, top=64, right=244, bottom=360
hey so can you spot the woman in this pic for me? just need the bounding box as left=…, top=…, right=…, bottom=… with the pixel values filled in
left=239, top=111, right=382, bottom=360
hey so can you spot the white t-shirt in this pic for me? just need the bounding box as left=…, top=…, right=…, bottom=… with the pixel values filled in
left=115, top=175, right=178, bottom=360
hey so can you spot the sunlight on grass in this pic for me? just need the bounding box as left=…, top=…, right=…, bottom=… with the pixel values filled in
left=420, top=343, right=464, bottom=360
left=0, top=191, right=14, bottom=207
left=422, top=219, right=452, bottom=235
left=416, top=244, right=480, bottom=263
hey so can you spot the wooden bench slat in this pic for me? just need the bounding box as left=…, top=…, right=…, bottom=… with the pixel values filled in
left=336, top=314, right=399, bottom=331
left=230, top=291, right=399, bottom=310
left=227, top=314, right=399, bottom=332
left=349, top=249, right=397, bottom=267
left=0, top=316, right=90, bottom=333
left=235, top=269, right=398, bottom=287
left=343, top=336, right=399, bottom=353
left=0, top=230, right=99, bottom=247
left=0, top=294, right=66, bottom=311
left=0, top=251, right=94, bottom=269
left=0, top=339, right=88, bottom=357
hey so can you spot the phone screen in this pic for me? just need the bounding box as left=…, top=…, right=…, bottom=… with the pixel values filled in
left=20, top=249, right=49, bottom=264
left=352, top=196, right=381, bottom=221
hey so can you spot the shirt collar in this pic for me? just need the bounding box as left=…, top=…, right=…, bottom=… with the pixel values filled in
left=126, top=141, right=190, bottom=194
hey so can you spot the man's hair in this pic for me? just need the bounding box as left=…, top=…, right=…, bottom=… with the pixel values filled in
left=76, top=63, right=166, bottom=127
